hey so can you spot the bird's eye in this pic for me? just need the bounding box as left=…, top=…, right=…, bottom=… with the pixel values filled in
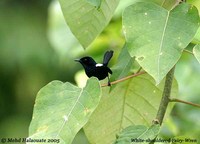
left=84, top=58, right=88, bottom=62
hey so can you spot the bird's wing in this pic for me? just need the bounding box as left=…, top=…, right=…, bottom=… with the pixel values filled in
left=103, top=50, right=114, bottom=66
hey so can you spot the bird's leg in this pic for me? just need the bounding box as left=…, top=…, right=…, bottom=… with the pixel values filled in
left=107, top=76, right=111, bottom=86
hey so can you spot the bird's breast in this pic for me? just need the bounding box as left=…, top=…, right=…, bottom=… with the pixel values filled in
left=85, top=66, right=109, bottom=80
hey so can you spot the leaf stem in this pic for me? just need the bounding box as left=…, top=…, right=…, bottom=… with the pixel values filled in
left=136, top=67, right=142, bottom=73
left=169, top=98, right=200, bottom=108
left=183, top=49, right=193, bottom=55
left=153, top=66, right=175, bottom=125
left=101, top=71, right=146, bottom=87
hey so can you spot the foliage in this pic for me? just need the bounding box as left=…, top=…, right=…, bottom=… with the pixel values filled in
left=84, top=74, right=178, bottom=144
left=1, top=0, right=199, bottom=144
left=27, top=0, right=200, bottom=143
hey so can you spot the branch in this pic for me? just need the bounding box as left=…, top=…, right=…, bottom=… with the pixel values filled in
left=101, top=71, right=146, bottom=87
left=153, top=66, right=175, bottom=125
left=169, top=98, right=200, bottom=108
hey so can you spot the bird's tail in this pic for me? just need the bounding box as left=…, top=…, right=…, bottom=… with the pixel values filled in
left=103, top=50, right=114, bottom=66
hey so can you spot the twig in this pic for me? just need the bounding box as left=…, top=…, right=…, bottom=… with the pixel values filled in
left=101, top=71, right=146, bottom=87
left=153, top=66, right=175, bottom=125
left=169, top=98, right=200, bottom=108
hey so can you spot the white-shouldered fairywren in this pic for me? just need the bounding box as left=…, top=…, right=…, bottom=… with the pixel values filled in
left=75, top=50, right=114, bottom=85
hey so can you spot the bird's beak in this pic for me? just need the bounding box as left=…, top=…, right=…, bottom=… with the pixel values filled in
left=74, top=59, right=80, bottom=62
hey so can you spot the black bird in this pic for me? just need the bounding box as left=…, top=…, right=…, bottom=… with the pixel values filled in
left=75, top=50, right=114, bottom=85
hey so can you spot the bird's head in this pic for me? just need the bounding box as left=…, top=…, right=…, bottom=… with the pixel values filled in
left=75, top=56, right=96, bottom=67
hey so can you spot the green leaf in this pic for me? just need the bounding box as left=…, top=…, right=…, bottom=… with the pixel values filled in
left=110, top=44, right=134, bottom=83
left=115, top=124, right=160, bottom=144
left=58, top=0, right=120, bottom=48
left=122, top=2, right=200, bottom=84
left=193, top=44, right=200, bottom=63
left=84, top=74, right=178, bottom=144
left=28, top=78, right=101, bottom=144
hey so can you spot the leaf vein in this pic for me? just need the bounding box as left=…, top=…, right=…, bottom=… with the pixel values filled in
left=157, top=11, right=170, bottom=79
left=55, top=88, right=83, bottom=137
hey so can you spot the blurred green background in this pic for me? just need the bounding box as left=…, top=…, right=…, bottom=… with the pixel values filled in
left=0, top=0, right=200, bottom=143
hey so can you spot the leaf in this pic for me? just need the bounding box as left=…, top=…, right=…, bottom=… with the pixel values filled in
left=58, top=0, right=120, bottom=48
left=115, top=124, right=160, bottom=144
left=110, top=44, right=134, bottom=84
left=84, top=74, right=178, bottom=144
left=28, top=78, right=101, bottom=144
left=122, top=2, right=200, bottom=84
left=193, top=44, right=200, bottom=63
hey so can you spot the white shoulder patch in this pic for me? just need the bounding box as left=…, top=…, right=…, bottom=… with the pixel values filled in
left=96, top=63, right=103, bottom=67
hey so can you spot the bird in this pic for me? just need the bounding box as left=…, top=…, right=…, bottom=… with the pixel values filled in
left=75, top=50, right=114, bottom=86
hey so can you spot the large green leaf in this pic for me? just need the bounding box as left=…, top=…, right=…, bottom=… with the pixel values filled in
left=58, top=0, right=120, bottom=48
left=84, top=74, right=178, bottom=144
left=28, top=78, right=101, bottom=144
left=193, top=44, right=200, bottom=63
left=115, top=124, right=160, bottom=144
left=123, top=2, right=200, bottom=84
